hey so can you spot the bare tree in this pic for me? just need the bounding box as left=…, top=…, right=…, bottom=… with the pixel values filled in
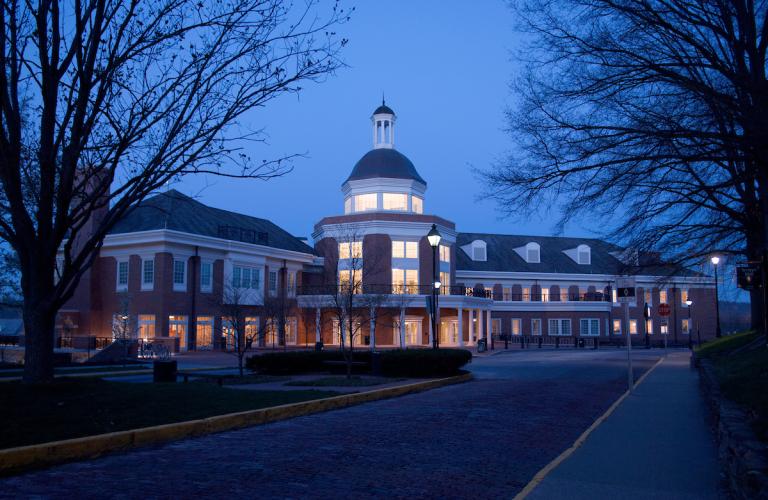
left=217, top=279, right=257, bottom=377
left=111, top=291, right=133, bottom=364
left=320, top=228, right=388, bottom=377
left=481, top=0, right=766, bottom=332
left=0, top=0, right=350, bottom=382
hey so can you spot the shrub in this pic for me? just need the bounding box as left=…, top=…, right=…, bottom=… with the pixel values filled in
left=246, top=350, right=371, bottom=375
left=378, top=349, right=472, bottom=377
left=246, top=348, right=472, bottom=377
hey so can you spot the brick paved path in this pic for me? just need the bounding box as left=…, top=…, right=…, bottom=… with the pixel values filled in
left=0, top=350, right=660, bottom=499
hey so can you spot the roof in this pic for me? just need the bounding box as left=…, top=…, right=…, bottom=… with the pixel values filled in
left=373, top=104, right=394, bottom=115
left=109, top=190, right=315, bottom=254
left=345, top=148, right=426, bottom=184
left=455, top=232, right=703, bottom=277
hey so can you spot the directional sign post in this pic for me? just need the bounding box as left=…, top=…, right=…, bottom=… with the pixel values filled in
left=616, top=277, right=636, bottom=392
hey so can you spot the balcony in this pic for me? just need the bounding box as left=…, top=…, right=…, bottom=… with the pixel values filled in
left=297, top=284, right=493, bottom=299
left=498, top=293, right=611, bottom=303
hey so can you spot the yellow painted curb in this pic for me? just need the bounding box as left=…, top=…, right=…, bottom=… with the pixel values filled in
left=0, top=372, right=472, bottom=476
left=513, top=356, right=666, bottom=500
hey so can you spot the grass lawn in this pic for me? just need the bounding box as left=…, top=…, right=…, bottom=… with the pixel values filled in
left=0, top=365, right=151, bottom=377
left=192, top=374, right=290, bottom=385
left=0, top=378, right=338, bottom=449
left=284, top=376, right=401, bottom=387
left=696, top=331, right=768, bottom=440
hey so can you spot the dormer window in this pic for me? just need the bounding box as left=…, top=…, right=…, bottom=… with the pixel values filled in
left=471, top=240, right=487, bottom=261
left=525, top=242, right=541, bottom=263
left=577, top=244, right=591, bottom=265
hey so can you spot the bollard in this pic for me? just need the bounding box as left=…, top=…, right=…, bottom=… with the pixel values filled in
left=504, top=335, right=509, bottom=349
left=555, top=337, right=560, bottom=348
left=538, top=337, right=543, bottom=348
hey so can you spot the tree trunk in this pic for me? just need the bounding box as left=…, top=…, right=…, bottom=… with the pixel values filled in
left=22, top=305, right=56, bottom=383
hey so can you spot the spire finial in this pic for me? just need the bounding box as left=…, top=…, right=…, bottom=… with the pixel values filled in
left=382, top=92, right=385, bottom=106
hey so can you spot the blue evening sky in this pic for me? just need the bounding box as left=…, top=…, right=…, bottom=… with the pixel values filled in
left=179, top=1, right=568, bottom=240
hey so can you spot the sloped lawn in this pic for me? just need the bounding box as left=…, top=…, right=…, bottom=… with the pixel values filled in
left=696, top=331, right=768, bottom=440
left=0, top=378, right=337, bottom=449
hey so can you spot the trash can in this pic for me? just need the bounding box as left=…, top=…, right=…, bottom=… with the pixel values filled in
left=477, top=339, right=487, bottom=353
left=153, top=360, right=177, bottom=383
left=315, top=341, right=324, bottom=351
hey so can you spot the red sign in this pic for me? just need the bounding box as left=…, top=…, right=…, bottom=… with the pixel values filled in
left=658, top=303, right=671, bottom=317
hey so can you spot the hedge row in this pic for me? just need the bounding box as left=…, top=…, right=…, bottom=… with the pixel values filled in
left=245, top=349, right=472, bottom=378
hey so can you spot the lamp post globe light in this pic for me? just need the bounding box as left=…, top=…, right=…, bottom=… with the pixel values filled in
left=711, top=256, right=722, bottom=338
left=427, top=224, right=442, bottom=349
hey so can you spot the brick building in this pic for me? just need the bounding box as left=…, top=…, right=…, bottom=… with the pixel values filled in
left=58, top=101, right=717, bottom=352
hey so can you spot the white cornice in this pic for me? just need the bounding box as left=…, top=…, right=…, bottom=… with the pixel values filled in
left=100, top=229, right=316, bottom=263
left=455, top=270, right=714, bottom=286
left=313, top=220, right=457, bottom=244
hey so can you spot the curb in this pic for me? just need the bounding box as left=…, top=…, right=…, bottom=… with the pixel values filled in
left=0, top=372, right=472, bottom=476
left=514, top=355, right=666, bottom=499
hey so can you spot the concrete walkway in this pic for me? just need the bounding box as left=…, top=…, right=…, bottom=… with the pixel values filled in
left=527, top=351, right=723, bottom=499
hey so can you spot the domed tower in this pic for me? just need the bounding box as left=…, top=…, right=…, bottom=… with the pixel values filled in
left=342, top=100, right=426, bottom=215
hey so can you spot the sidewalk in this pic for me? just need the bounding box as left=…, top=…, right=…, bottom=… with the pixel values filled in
left=526, top=351, right=724, bottom=499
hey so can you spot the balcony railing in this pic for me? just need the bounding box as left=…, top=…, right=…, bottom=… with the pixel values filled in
left=297, top=284, right=493, bottom=298
left=497, top=293, right=611, bottom=303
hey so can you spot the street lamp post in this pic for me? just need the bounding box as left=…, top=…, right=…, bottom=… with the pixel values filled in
left=686, top=299, right=693, bottom=349
left=711, top=256, right=722, bottom=338
left=427, top=224, right=442, bottom=349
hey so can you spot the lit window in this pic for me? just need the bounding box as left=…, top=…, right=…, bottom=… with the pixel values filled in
left=117, top=261, right=129, bottom=289
left=138, top=315, right=155, bottom=340
left=392, top=268, right=418, bottom=294
left=200, top=262, right=212, bottom=291
left=612, top=289, right=618, bottom=303
left=659, top=289, right=668, bottom=304
left=647, top=319, right=654, bottom=334
left=661, top=323, right=669, bottom=335
left=392, top=240, right=418, bottom=259
left=682, top=319, right=691, bottom=335
left=196, top=316, right=213, bottom=349
left=168, top=315, right=188, bottom=350
left=339, top=269, right=363, bottom=294
left=439, top=271, right=450, bottom=294
left=173, top=260, right=186, bottom=287
left=339, top=241, right=363, bottom=260
left=680, top=289, right=689, bottom=304
left=287, top=272, right=297, bottom=297
left=354, top=193, right=377, bottom=212
left=383, top=193, right=408, bottom=211
left=511, top=319, right=522, bottom=335
left=629, top=320, right=638, bottom=334
left=439, top=245, right=450, bottom=263
left=541, top=288, right=550, bottom=302
left=344, top=198, right=352, bottom=214
left=612, top=319, right=622, bottom=335
left=531, top=319, right=542, bottom=336
left=522, top=287, right=531, bottom=301
left=503, top=287, right=512, bottom=301
left=412, top=196, right=423, bottom=214
left=142, top=259, right=154, bottom=288
left=644, top=289, right=652, bottom=306
left=561, top=288, right=569, bottom=302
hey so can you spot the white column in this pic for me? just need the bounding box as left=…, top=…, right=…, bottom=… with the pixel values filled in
left=486, top=308, right=492, bottom=343
left=400, top=307, right=406, bottom=348
left=428, top=314, right=433, bottom=347
left=370, top=306, right=376, bottom=351
left=469, top=309, right=475, bottom=345
left=458, top=306, right=464, bottom=347
left=315, top=307, right=321, bottom=343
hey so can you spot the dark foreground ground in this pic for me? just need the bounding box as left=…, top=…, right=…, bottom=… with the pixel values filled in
left=0, top=349, right=662, bottom=499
